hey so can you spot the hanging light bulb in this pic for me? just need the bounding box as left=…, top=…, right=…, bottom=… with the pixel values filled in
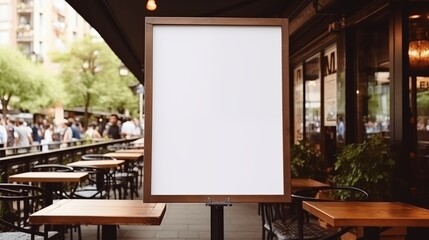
left=409, top=28, right=429, bottom=72
left=146, top=0, right=157, bottom=11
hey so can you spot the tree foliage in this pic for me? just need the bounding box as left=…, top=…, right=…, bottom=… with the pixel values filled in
left=291, top=140, right=326, bottom=181
left=333, top=134, right=396, bottom=200
left=0, top=47, right=58, bottom=118
left=51, top=36, right=138, bottom=128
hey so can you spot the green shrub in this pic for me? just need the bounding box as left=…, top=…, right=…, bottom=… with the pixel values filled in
left=291, top=140, right=325, bottom=181
left=333, top=134, right=396, bottom=201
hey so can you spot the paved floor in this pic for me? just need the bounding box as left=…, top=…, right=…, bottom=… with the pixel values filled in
left=71, top=188, right=263, bottom=240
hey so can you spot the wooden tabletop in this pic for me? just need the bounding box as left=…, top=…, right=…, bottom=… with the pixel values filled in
left=67, top=160, right=125, bottom=169
left=30, top=199, right=166, bottom=226
left=303, top=201, right=429, bottom=227
left=115, top=149, right=144, bottom=154
left=291, top=178, right=329, bottom=192
left=9, top=172, right=88, bottom=183
left=104, top=152, right=143, bottom=161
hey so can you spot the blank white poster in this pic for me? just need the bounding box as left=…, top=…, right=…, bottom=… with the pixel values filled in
left=151, top=25, right=284, bottom=196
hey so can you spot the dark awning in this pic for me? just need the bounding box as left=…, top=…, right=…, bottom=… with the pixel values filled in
left=65, top=0, right=297, bottom=83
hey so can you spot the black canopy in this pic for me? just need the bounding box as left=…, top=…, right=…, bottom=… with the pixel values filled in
left=65, top=0, right=297, bottom=83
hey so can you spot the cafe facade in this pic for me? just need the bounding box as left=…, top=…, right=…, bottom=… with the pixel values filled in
left=64, top=0, right=429, bottom=204
left=289, top=0, right=429, bottom=204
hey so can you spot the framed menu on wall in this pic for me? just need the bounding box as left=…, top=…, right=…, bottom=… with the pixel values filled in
left=144, top=17, right=290, bottom=203
left=323, top=44, right=337, bottom=126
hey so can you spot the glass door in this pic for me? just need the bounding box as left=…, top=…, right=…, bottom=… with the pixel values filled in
left=355, top=14, right=390, bottom=143
left=304, top=54, right=321, bottom=151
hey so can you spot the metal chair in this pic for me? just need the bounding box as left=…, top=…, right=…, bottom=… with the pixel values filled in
left=31, top=164, right=82, bottom=240
left=81, top=154, right=137, bottom=199
left=68, top=165, right=113, bottom=240
left=0, top=183, right=60, bottom=240
left=262, top=186, right=369, bottom=240
left=31, top=164, right=77, bottom=200
left=69, top=165, right=110, bottom=200
left=32, top=164, right=74, bottom=172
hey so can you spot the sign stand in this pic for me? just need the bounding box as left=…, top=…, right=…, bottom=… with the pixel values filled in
left=206, top=200, right=232, bottom=240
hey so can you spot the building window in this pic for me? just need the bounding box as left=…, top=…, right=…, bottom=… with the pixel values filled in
left=39, top=13, right=44, bottom=36
left=0, top=31, right=9, bottom=45
left=355, top=15, right=389, bottom=142
left=304, top=54, right=321, bottom=150
left=0, top=4, right=9, bottom=22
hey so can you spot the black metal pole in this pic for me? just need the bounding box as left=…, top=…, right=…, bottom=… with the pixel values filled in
left=210, top=205, right=225, bottom=240
left=206, top=201, right=232, bottom=240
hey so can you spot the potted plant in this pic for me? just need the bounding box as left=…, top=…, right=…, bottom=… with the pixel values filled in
left=332, top=134, right=396, bottom=201
left=291, top=140, right=326, bottom=181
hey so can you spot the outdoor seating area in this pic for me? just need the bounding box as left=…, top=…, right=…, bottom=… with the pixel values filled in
left=0, top=139, right=147, bottom=238
left=1, top=137, right=429, bottom=240
left=2, top=136, right=429, bottom=240
left=3, top=1, right=429, bottom=240
left=0, top=138, right=265, bottom=240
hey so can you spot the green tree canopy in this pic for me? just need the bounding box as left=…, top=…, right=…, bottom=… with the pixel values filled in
left=51, top=36, right=138, bottom=128
left=0, top=47, right=58, bottom=118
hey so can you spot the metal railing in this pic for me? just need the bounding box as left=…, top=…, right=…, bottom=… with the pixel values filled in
left=1, top=139, right=90, bottom=156
left=0, top=137, right=140, bottom=182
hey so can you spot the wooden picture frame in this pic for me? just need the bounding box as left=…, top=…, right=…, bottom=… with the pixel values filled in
left=144, top=17, right=290, bottom=203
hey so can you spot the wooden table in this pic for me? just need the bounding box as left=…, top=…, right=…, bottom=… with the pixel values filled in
left=115, top=149, right=144, bottom=154
left=67, top=160, right=125, bottom=192
left=30, top=199, right=166, bottom=240
left=9, top=172, right=88, bottom=205
left=104, top=152, right=143, bottom=161
left=303, top=201, right=429, bottom=239
left=291, top=178, right=329, bottom=192
left=67, top=160, right=125, bottom=169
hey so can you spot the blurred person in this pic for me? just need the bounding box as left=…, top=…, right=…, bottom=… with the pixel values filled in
left=41, top=122, right=54, bottom=152
left=23, top=121, right=33, bottom=140
left=0, top=118, right=7, bottom=157
left=61, top=119, right=73, bottom=148
left=105, top=114, right=121, bottom=139
left=6, top=118, right=15, bottom=147
left=85, top=122, right=102, bottom=139
left=14, top=119, right=32, bottom=148
left=132, top=118, right=142, bottom=137
left=121, top=117, right=136, bottom=138
left=68, top=118, right=81, bottom=140
left=43, top=122, right=54, bottom=143
left=31, top=123, right=42, bottom=144
left=337, top=115, right=345, bottom=143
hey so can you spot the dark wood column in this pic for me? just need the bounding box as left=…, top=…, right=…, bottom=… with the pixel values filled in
left=389, top=0, right=412, bottom=201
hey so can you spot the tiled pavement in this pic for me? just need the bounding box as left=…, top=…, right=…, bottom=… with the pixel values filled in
left=72, top=188, right=263, bottom=240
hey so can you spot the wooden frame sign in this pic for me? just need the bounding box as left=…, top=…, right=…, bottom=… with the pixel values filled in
left=144, top=17, right=290, bottom=203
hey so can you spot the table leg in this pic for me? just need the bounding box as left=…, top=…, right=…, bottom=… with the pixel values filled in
left=101, top=225, right=117, bottom=240
left=363, top=227, right=380, bottom=240
left=96, top=169, right=105, bottom=191
left=42, top=183, right=53, bottom=205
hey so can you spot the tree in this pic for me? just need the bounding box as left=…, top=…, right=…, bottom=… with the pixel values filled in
left=0, top=47, right=56, bottom=119
left=12, top=63, right=63, bottom=113
left=51, top=36, right=138, bottom=129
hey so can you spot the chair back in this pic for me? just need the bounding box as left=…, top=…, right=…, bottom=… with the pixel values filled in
left=32, top=164, right=74, bottom=172
left=70, top=165, right=110, bottom=199
left=292, top=186, right=369, bottom=202
left=292, top=186, right=369, bottom=240
left=31, top=164, right=75, bottom=200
